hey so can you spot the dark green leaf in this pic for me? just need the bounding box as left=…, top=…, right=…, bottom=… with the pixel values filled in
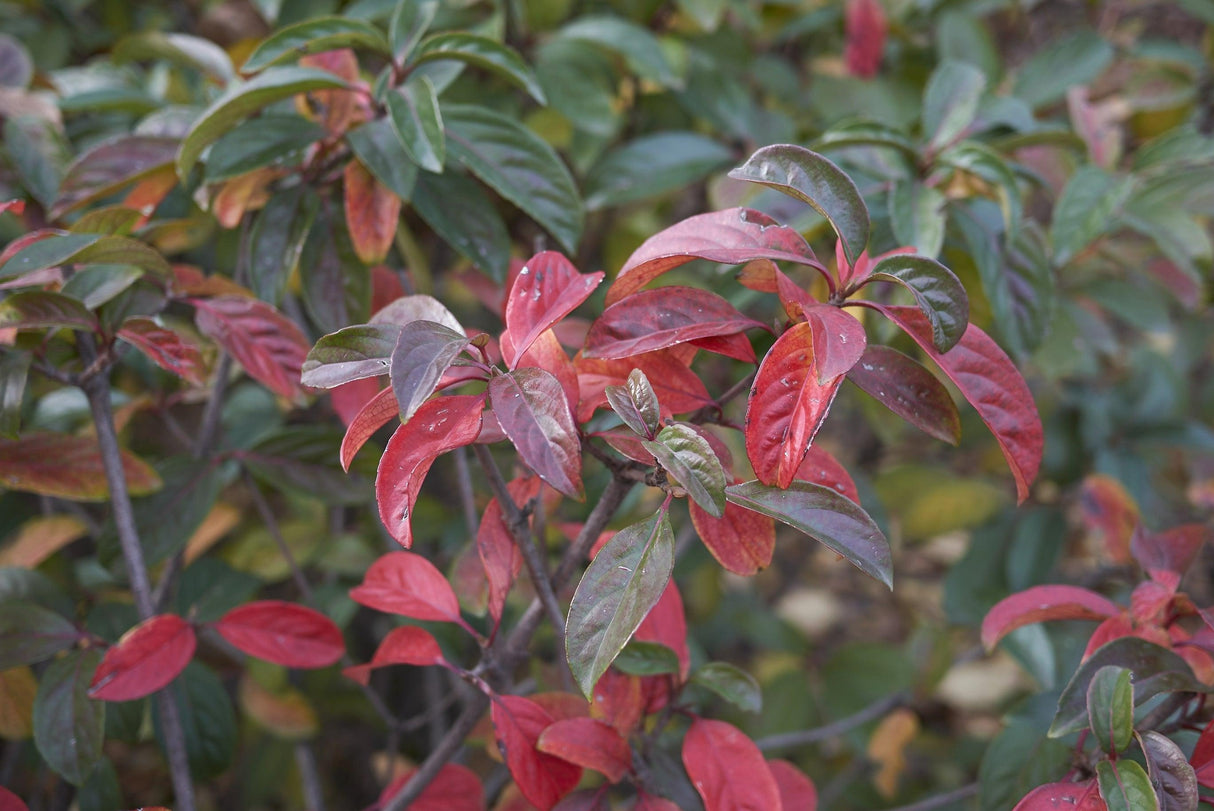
left=729, top=144, right=869, bottom=267
left=1087, top=665, right=1133, bottom=754
left=1096, top=760, right=1160, bottom=811
left=691, top=662, right=762, bottom=713
left=113, top=31, right=235, bottom=82
left=812, top=121, right=918, bottom=158
left=60, top=265, right=143, bottom=309
left=245, top=426, right=374, bottom=505
left=301, top=324, right=398, bottom=388
left=888, top=180, right=946, bottom=259
left=346, top=118, right=420, bottom=201
left=390, top=0, right=438, bottom=61
left=412, top=170, right=510, bottom=280
left=584, top=132, right=733, bottom=211
left=1012, top=30, right=1113, bottom=109
left=555, top=16, right=680, bottom=88
left=0, top=603, right=79, bottom=669
left=241, top=17, right=390, bottom=72
left=204, top=114, right=326, bottom=182
left=77, top=756, right=122, bottom=811
left=0, top=568, right=74, bottom=617
left=249, top=188, right=319, bottom=304
left=566, top=510, right=674, bottom=697
left=922, top=61, right=986, bottom=152
left=1140, top=730, right=1198, bottom=811
left=1050, top=166, right=1132, bottom=265
left=861, top=254, right=969, bottom=352
left=175, top=558, right=261, bottom=624
left=414, top=33, right=545, bottom=104
left=386, top=77, right=445, bottom=173
left=725, top=480, right=892, bottom=588
left=613, top=640, right=681, bottom=676
left=33, top=648, right=105, bottom=785
left=153, top=662, right=237, bottom=779
left=0, top=291, right=99, bottom=332
left=978, top=709, right=1073, bottom=811
left=389, top=320, right=470, bottom=421
left=534, top=40, right=619, bottom=138
left=0, top=233, right=170, bottom=280
left=643, top=423, right=726, bottom=518
left=4, top=115, right=67, bottom=207
left=0, top=351, right=30, bottom=438
left=300, top=206, right=371, bottom=333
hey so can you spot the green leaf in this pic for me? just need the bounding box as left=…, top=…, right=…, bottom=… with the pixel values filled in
left=301, top=324, right=398, bottom=388
left=937, top=141, right=1022, bottom=239
left=0, top=233, right=170, bottom=280
left=249, top=188, right=319, bottom=304
left=0, top=291, right=99, bottom=332
left=888, top=180, right=946, bottom=260
left=566, top=510, right=675, bottom=697
left=0, top=351, right=30, bottom=438
left=4, top=115, right=68, bottom=208
left=0, top=603, right=79, bottom=669
left=177, top=67, right=349, bottom=178
left=584, top=132, right=733, bottom=210
left=386, top=76, right=445, bottom=173
left=535, top=40, right=620, bottom=138
left=1012, top=30, right=1113, bottom=110
left=413, top=33, right=546, bottom=105
left=153, top=662, right=237, bottom=779
left=978, top=710, right=1073, bottom=811
left=113, top=31, right=235, bottom=82
left=725, top=480, right=892, bottom=588
left=443, top=103, right=583, bottom=253
left=175, top=558, right=261, bottom=625
left=244, top=426, right=374, bottom=505
left=33, top=648, right=105, bottom=785
left=1087, top=665, right=1133, bottom=754
left=861, top=254, right=969, bottom=352
left=389, top=0, right=438, bottom=61
left=729, top=144, right=869, bottom=267
left=241, top=16, right=390, bottom=72
left=411, top=170, right=510, bottom=280
left=555, top=16, right=681, bottom=88
left=922, top=61, right=987, bottom=152
left=643, top=423, right=726, bottom=518
left=691, top=662, right=762, bottom=713
left=300, top=210, right=371, bottom=333
left=204, top=114, right=326, bottom=182
left=812, top=120, right=919, bottom=158
left=604, top=368, right=660, bottom=439
left=1050, top=166, right=1133, bottom=265
left=613, top=640, right=681, bottom=676
left=60, top=265, right=148, bottom=311
left=1096, top=760, right=1160, bottom=811
left=346, top=118, right=420, bottom=201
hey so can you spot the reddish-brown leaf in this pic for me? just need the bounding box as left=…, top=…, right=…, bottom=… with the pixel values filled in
left=51, top=136, right=179, bottom=219
left=537, top=717, right=632, bottom=783
left=795, top=445, right=859, bottom=504
left=687, top=332, right=756, bottom=363
left=746, top=322, right=843, bottom=489
left=211, top=168, right=278, bottom=229
left=802, top=304, right=866, bottom=383
left=504, top=251, right=603, bottom=368
left=343, top=625, right=445, bottom=686
left=89, top=614, right=195, bottom=701
left=874, top=304, right=1042, bottom=502
left=585, top=287, right=764, bottom=360
left=515, top=329, right=579, bottom=418
left=340, top=385, right=396, bottom=471
left=768, top=760, right=818, bottom=811
left=299, top=49, right=364, bottom=135
left=344, top=159, right=401, bottom=265
left=635, top=580, right=690, bottom=681
left=0, top=200, right=24, bottom=217
left=1079, top=475, right=1139, bottom=564
left=0, top=786, right=29, bottom=811
left=633, top=793, right=682, bottom=811
left=377, top=763, right=484, bottom=811
left=351, top=551, right=469, bottom=630
left=489, top=369, right=583, bottom=499
left=1132, top=525, right=1210, bottom=579
left=1011, top=780, right=1107, bottom=811
left=606, top=208, right=822, bottom=306
left=0, top=433, right=161, bottom=502
left=213, top=601, right=344, bottom=668
left=982, top=585, right=1122, bottom=650
left=118, top=317, right=208, bottom=385
left=575, top=350, right=713, bottom=423
left=845, top=345, right=960, bottom=445
left=1192, top=717, right=1214, bottom=787
left=121, top=165, right=179, bottom=223
left=682, top=718, right=783, bottom=811
left=844, top=0, right=887, bottom=79
left=375, top=394, right=484, bottom=547
left=478, top=476, right=542, bottom=625
left=332, top=376, right=384, bottom=426
left=492, top=695, right=583, bottom=811
left=589, top=669, right=644, bottom=738
left=191, top=295, right=309, bottom=399
left=173, top=264, right=253, bottom=298
left=690, top=499, right=776, bottom=575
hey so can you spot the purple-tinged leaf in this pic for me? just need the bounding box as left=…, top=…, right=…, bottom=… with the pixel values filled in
left=585, top=287, right=763, bottom=359
left=604, top=368, right=660, bottom=439
left=489, top=368, right=583, bottom=499
left=390, top=320, right=471, bottom=421
left=982, top=585, right=1120, bottom=650
left=51, top=135, right=179, bottom=219
left=1140, top=731, right=1198, bottom=811
left=846, top=345, right=961, bottom=444
left=643, top=423, right=726, bottom=518
left=0, top=604, right=80, bottom=670
left=857, top=254, right=968, bottom=352
left=192, top=295, right=310, bottom=399
left=370, top=294, right=463, bottom=332
left=0, top=291, right=98, bottom=332
left=117, top=317, right=209, bottom=385
left=690, top=499, right=776, bottom=576
left=302, top=324, right=399, bottom=389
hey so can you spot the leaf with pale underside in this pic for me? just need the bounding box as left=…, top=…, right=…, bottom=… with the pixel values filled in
left=489, top=368, right=583, bottom=499
left=390, top=320, right=470, bottom=422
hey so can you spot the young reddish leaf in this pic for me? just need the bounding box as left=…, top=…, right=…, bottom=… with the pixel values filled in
left=846, top=345, right=961, bottom=444
left=351, top=551, right=469, bottom=629
left=0, top=200, right=25, bottom=217
left=585, top=287, right=764, bottom=360
left=590, top=670, right=645, bottom=737
left=746, top=322, right=843, bottom=489
left=375, top=394, right=484, bottom=547
left=567, top=511, right=675, bottom=697
left=515, top=328, right=580, bottom=418
left=344, top=159, right=401, bottom=265
left=390, top=320, right=472, bottom=421
left=301, top=324, right=399, bottom=389
left=1132, top=525, right=1210, bottom=579
left=874, top=304, right=1042, bottom=502
left=340, top=386, right=396, bottom=471
left=0, top=786, right=28, bottom=811
left=378, top=763, right=484, bottom=811
left=682, top=718, right=783, bottom=811
left=802, top=304, right=867, bottom=383
left=89, top=614, right=195, bottom=701
left=1192, top=717, right=1214, bottom=788
left=606, top=207, right=822, bottom=306
left=537, top=717, right=631, bottom=782
left=844, top=0, right=887, bottom=78
left=1131, top=580, right=1175, bottom=626
left=343, top=625, right=445, bottom=685
left=489, top=368, right=583, bottom=499
left=634, top=793, right=682, bottom=811
left=635, top=580, right=690, bottom=681
left=858, top=255, right=968, bottom=352
left=117, top=317, right=209, bottom=385
left=795, top=445, right=859, bottom=504
left=479, top=476, right=542, bottom=625
left=192, top=295, right=309, bottom=399
left=643, top=423, right=727, bottom=517
left=982, top=585, right=1121, bottom=650
left=768, top=760, right=818, bottom=811
left=1012, top=780, right=1107, bottom=811
left=1079, top=475, right=1138, bottom=564
left=504, top=251, right=604, bottom=368
left=298, top=49, right=363, bottom=134
left=492, top=695, right=583, bottom=811
left=0, top=433, right=161, bottom=502
left=690, top=499, right=777, bottom=576
left=688, top=332, right=756, bottom=363
left=1140, top=730, right=1199, bottom=811
left=725, top=480, right=891, bottom=588
left=332, top=375, right=384, bottom=426
left=213, top=601, right=344, bottom=668
left=576, top=350, right=712, bottom=422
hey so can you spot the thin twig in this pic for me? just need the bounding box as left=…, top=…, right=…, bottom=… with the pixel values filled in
left=882, top=783, right=979, bottom=811
left=244, top=470, right=315, bottom=603
left=192, top=353, right=232, bottom=458
left=756, top=691, right=908, bottom=752
left=294, top=743, right=326, bottom=811
left=452, top=447, right=481, bottom=535
left=379, top=693, right=490, bottom=811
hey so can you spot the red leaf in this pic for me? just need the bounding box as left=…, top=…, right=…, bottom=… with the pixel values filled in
left=575, top=350, right=713, bottom=423
left=0, top=433, right=162, bottom=502
left=530, top=692, right=591, bottom=722
left=633, top=793, right=681, bottom=811
left=89, top=614, right=195, bottom=701
left=340, top=386, right=396, bottom=471
left=585, top=287, right=764, bottom=360
left=0, top=200, right=24, bottom=217
left=606, top=208, right=822, bottom=306
left=492, top=695, right=583, bottom=811
left=343, top=625, right=445, bottom=685
left=192, top=295, right=309, bottom=399
left=746, top=322, right=843, bottom=489
left=299, top=49, right=364, bottom=135
left=1192, top=717, right=1214, bottom=775
left=981, top=585, right=1121, bottom=650
left=332, top=376, right=386, bottom=426
left=768, top=760, right=818, bottom=811
left=690, top=499, right=777, bottom=575
left=1079, top=475, right=1139, bottom=564
left=1012, top=780, right=1107, bottom=811
left=344, top=160, right=401, bottom=265
left=1132, top=524, right=1210, bottom=579
left=214, top=601, right=344, bottom=668
left=635, top=580, right=691, bottom=681
left=515, top=329, right=580, bottom=418
left=370, top=265, right=406, bottom=313
left=589, top=669, right=644, bottom=737
left=479, top=477, right=542, bottom=625
left=845, top=345, right=960, bottom=444
left=504, top=251, right=604, bottom=368
left=0, top=786, right=29, bottom=811
left=687, top=332, right=756, bottom=363
left=378, top=763, right=484, bottom=811
left=874, top=304, right=1042, bottom=502
left=802, top=304, right=866, bottom=383
left=375, top=394, right=484, bottom=547
left=682, top=718, right=783, bottom=811
left=351, top=551, right=469, bottom=629
left=116, top=317, right=208, bottom=385
left=537, top=717, right=632, bottom=782
left=844, top=0, right=887, bottom=79
left=489, top=368, right=583, bottom=499
left=795, top=445, right=859, bottom=504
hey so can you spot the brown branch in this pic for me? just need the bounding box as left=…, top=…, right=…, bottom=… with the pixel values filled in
left=755, top=691, right=909, bottom=752
left=883, top=783, right=979, bottom=811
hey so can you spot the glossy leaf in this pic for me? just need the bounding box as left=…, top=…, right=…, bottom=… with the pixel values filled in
left=492, top=695, right=582, bottom=810
left=1012, top=780, right=1107, bottom=811
left=387, top=77, right=445, bottom=174
left=859, top=255, right=969, bottom=352
left=250, top=187, right=318, bottom=303
left=113, top=30, right=234, bottom=81
left=489, top=368, right=583, bottom=499
left=350, top=551, right=468, bottom=628
left=346, top=118, right=420, bottom=201
left=538, top=717, right=632, bottom=782
left=389, top=320, right=470, bottom=421
left=725, top=480, right=892, bottom=588
left=801, top=303, right=867, bottom=383
left=1086, top=666, right=1133, bottom=754
left=982, top=585, right=1120, bottom=650
left=33, top=649, right=105, bottom=785
left=1096, top=760, right=1159, bottom=811
left=118, top=317, right=208, bottom=385
left=729, top=144, right=869, bottom=267
left=0, top=350, right=29, bottom=439
left=922, top=61, right=986, bottom=151
left=682, top=718, right=782, bottom=811
left=51, top=135, right=179, bottom=218
left=745, top=322, right=843, bottom=489
left=691, top=662, right=762, bottom=713
left=504, top=252, right=602, bottom=367
left=566, top=510, right=674, bottom=696
left=0, top=232, right=169, bottom=280
left=643, top=423, right=727, bottom=518
left=586, top=287, right=762, bottom=360
left=414, top=33, right=545, bottom=104
left=0, top=603, right=80, bottom=669
left=242, top=17, right=390, bottom=72
left=795, top=445, right=859, bottom=504
left=0, top=433, right=161, bottom=502
left=301, top=325, right=398, bottom=389
left=205, top=114, right=325, bottom=182
left=214, top=601, right=343, bottom=668
left=378, top=763, right=483, bottom=811
left=412, top=170, right=511, bottom=281
left=89, top=614, right=195, bottom=701
left=583, top=132, right=732, bottom=210
left=613, top=641, right=681, bottom=676
left=1140, top=730, right=1198, bottom=811
left=374, top=394, right=484, bottom=547
left=192, top=296, right=309, bottom=399
left=344, top=625, right=445, bottom=686
left=846, top=345, right=961, bottom=444
left=339, top=386, right=396, bottom=471
left=689, top=499, right=776, bottom=575
left=0, top=291, right=98, bottom=332
left=605, top=369, right=660, bottom=440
